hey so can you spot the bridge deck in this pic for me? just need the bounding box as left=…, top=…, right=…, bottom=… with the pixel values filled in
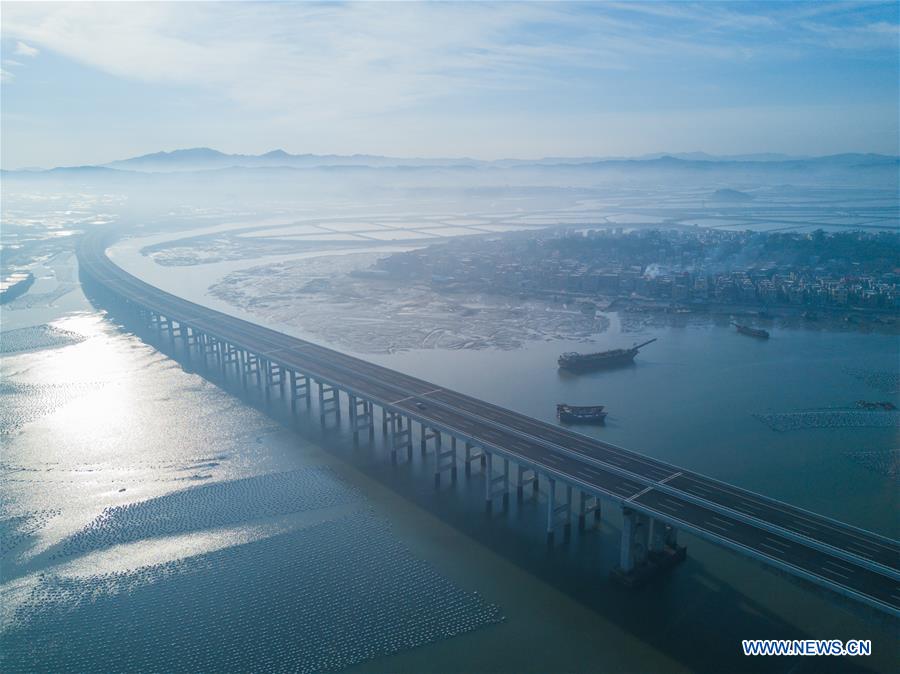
left=79, top=231, right=900, bottom=617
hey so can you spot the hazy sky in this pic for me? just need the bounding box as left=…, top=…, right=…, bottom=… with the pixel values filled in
left=1, top=1, right=898, bottom=168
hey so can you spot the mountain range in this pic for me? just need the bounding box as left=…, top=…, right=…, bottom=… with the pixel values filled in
left=99, top=148, right=895, bottom=173
left=3, top=148, right=896, bottom=177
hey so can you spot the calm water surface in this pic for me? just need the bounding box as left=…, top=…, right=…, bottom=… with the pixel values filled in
left=1, top=243, right=897, bottom=673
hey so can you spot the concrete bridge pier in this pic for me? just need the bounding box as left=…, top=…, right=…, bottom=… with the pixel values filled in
left=419, top=424, right=440, bottom=457
left=242, top=353, right=261, bottom=390
left=275, top=364, right=286, bottom=398
left=176, top=323, right=191, bottom=363
left=419, top=424, right=440, bottom=456
left=261, top=359, right=274, bottom=402
left=348, top=395, right=375, bottom=442
left=484, top=453, right=510, bottom=513
left=464, top=442, right=485, bottom=476
left=386, top=411, right=412, bottom=463
left=150, top=311, right=162, bottom=339
left=211, top=337, right=224, bottom=371
left=318, top=382, right=341, bottom=425
left=262, top=360, right=284, bottom=401
left=617, top=507, right=649, bottom=576
left=613, top=508, right=686, bottom=588
left=162, top=317, right=175, bottom=346
left=289, top=370, right=311, bottom=413
left=545, top=479, right=573, bottom=544
left=434, top=436, right=458, bottom=486
left=516, top=466, right=539, bottom=501
left=578, top=492, right=601, bottom=530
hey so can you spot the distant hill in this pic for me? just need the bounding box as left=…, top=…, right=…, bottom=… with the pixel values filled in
left=3, top=150, right=896, bottom=180
left=100, top=148, right=899, bottom=173
left=105, top=148, right=488, bottom=172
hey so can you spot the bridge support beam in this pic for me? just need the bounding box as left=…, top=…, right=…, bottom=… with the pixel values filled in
left=349, top=395, right=375, bottom=442
left=464, top=442, right=485, bottom=476
left=516, top=465, right=539, bottom=501
left=618, top=507, right=649, bottom=574
left=242, top=352, right=261, bottom=390
left=434, top=436, right=458, bottom=486
left=420, top=424, right=439, bottom=456
left=578, top=492, right=601, bottom=530
left=318, top=382, right=341, bottom=425
left=484, top=453, right=510, bottom=513
left=386, top=411, right=412, bottom=463
left=262, top=360, right=284, bottom=401
left=612, top=509, right=684, bottom=587
left=545, top=479, right=572, bottom=544
left=289, top=370, right=311, bottom=413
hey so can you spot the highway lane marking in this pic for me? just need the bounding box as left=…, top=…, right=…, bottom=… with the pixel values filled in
left=842, top=540, right=882, bottom=554
left=690, top=479, right=900, bottom=553
left=758, top=542, right=787, bottom=556
left=789, top=519, right=818, bottom=534
left=654, top=501, right=680, bottom=514
left=544, top=455, right=563, bottom=465
left=658, top=471, right=683, bottom=485
left=661, top=496, right=684, bottom=508
left=627, top=485, right=655, bottom=502
left=707, top=521, right=734, bottom=534
left=822, top=559, right=858, bottom=575
left=711, top=516, right=735, bottom=528
left=818, top=566, right=851, bottom=581
left=763, top=536, right=792, bottom=550
left=844, top=544, right=876, bottom=559
left=734, top=499, right=763, bottom=513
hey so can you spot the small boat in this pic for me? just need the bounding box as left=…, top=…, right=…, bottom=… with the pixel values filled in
left=557, top=403, right=607, bottom=425
left=856, top=400, right=897, bottom=411
left=733, top=323, right=769, bottom=339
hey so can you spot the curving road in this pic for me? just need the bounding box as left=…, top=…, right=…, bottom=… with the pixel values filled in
left=78, top=229, right=900, bottom=617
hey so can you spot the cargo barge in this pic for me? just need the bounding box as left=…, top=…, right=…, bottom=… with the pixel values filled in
left=558, top=338, right=657, bottom=373
left=556, top=404, right=607, bottom=425
left=733, top=323, right=769, bottom=339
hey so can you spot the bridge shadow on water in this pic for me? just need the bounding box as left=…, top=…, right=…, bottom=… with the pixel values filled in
left=73, top=283, right=894, bottom=674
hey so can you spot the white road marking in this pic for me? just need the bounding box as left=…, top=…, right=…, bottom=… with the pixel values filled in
left=818, top=566, right=850, bottom=581
left=758, top=542, right=786, bottom=555
left=844, top=544, right=875, bottom=559
left=707, top=521, right=733, bottom=534
left=627, top=485, right=654, bottom=502
left=658, top=471, right=683, bottom=485
left=822, top=559, right=857, bottom=575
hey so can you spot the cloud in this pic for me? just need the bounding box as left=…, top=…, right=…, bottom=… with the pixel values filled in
left=14, top=40, right=39, bottom=57
left=0, top=68, right=13, bottom=83
left=4, top=1, right=892, bottom=120
left=0, top=1, right=896, bottom=163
